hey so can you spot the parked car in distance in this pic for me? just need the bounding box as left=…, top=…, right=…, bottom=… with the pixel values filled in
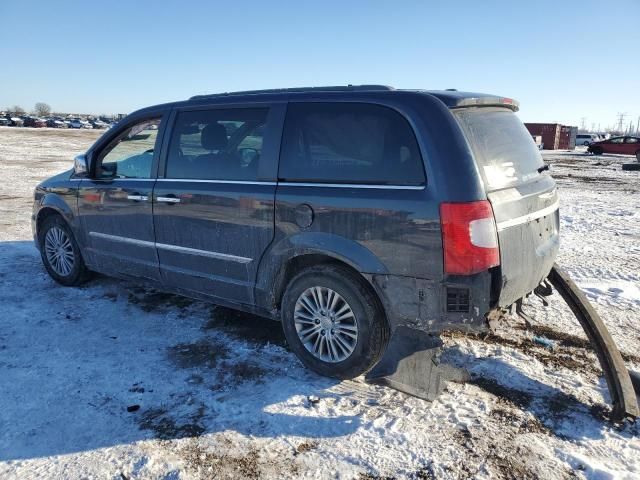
left=23, top=116, right=47, bottom=128
left=0, top=117, right=9, bottom=126
left=32, top=85, right=559, bottom=379
left=46, top=118, right=68, bottom=128
left=576, top=133, right=599, bottom=146
left=90, top=120, right=108, bottom=129
left=588, top=136, right=640, bottom=160
left=68, top=118, right=89, bottom=129
left=7, top=116, right=24, bottom=127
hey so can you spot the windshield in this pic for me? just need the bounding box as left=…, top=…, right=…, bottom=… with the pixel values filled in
left=454, top=108, right=545, bottom=191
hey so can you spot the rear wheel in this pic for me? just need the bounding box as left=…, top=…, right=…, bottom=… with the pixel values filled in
left=39, top=215, right=88, bottom=286
left=281, top=265, right=389, bottom=379
left=591, top=146, right=603, bottom=155
left=636, top=150, right=640, bottom=162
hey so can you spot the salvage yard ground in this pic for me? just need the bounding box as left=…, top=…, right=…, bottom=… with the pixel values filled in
left=0, top=127, right=638, bottom=479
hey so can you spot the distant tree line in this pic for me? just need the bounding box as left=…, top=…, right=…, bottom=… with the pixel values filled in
left=4, top=102, right=52, bottom=116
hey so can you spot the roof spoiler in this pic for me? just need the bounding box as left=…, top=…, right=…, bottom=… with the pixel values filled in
left=451, top=96, right=520, bottom=112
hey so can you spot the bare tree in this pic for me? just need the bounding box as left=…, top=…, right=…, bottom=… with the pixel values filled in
left=7, top=105, right=25, bottom=115
left=34, top=102, right=51, bottom=117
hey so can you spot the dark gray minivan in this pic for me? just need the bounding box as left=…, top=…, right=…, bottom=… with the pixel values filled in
left=32, top=85, right=559, bottom=379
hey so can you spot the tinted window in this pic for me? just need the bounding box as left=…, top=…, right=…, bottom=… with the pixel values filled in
left=625, top=137, right=638, bottom=143
left=166, top=108, right=268, bottom=181
left=279, top=103, right=425, bottom=185
left=610, top=137, right=624, bottom=144
left=455, top=108, right=544, bottom=191
left=98, top=118, right=161, bottom=179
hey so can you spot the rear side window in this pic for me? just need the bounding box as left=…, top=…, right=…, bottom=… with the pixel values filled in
left=166, top=108, right=268, bottom=181
left=454, top=108, right=545, bottom=191
left=279, top=103, right=425, bottom=185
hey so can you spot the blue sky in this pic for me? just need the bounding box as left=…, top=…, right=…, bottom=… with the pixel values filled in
left=1, top=1, right=638, bottom=129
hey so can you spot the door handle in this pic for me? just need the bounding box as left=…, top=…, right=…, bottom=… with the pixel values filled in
left=157, top=196, right=181, bottom=204
left=127, top=194, right=149, bottom=201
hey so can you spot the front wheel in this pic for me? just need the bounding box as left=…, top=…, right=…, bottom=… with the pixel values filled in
left=39, top=215, right=88, bottom=286
left=591, top=146, right=603, bottom=155
left=281, top=265, right=389, bottom=379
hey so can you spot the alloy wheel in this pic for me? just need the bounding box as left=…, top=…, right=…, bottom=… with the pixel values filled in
left=44, top=226, right=75, bottom=277
left=293, top=286, right=358, bottom=363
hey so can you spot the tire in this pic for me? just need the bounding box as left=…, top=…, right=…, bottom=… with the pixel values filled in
left=281, top=265, right=389, bottom=379
left=39, top=215, right=89, bottom=286
left=636, top=150, right=640, bottom=162
left=591, top=146, right=603, bottom=155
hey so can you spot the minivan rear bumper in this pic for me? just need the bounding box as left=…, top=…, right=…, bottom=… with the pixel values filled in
left=367, top=272, right=493, bottom=333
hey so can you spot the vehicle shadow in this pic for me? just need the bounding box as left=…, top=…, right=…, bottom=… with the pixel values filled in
left=0, top=241, right=361, bottom=462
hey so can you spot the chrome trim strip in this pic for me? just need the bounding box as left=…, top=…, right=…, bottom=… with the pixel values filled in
left=156, top=178, right=277, bottom=186
left=88, top=232, right=252, bottom=263
left=278, top=182, right=426, bottom=190
left=127, top=195, right=149, bottom=201
left=156, top=196, right=181, bottom=203
left=496, top=201, right=560, bottom=231
left=156, top=242, right=252, bottom=263
left=89, top=232, right=155, bottom=247
left=155, top=178, right=424, bottom=189
left=89, top=178, right=153, bottom=182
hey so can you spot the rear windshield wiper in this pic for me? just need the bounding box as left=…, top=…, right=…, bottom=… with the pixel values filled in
left=537, top=164, right=550, bottom=174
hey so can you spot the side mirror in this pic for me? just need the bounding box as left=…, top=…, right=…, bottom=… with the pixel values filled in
left=73, top=154, right=88, bottom=176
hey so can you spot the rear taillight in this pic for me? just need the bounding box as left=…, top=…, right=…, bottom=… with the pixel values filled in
left=440, top=201, right=500, bottom=275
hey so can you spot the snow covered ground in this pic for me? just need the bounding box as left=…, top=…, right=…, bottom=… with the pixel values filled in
left=0, top=127, right=638, bottom=479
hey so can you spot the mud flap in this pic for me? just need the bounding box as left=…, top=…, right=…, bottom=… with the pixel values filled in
left=548, top=264, right=639, bottom=422
left=365, top=326, right=469, bottom=401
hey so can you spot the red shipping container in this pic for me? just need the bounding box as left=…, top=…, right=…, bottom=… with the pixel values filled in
left=525, top=123, right=561, bottom=150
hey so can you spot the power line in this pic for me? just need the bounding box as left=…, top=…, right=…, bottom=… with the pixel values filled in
left=616, top=112, right=627, bottom=133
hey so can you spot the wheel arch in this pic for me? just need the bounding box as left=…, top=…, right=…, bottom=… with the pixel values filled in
left=36, top=205, right=70, bottom=240
left=255, top=233, right=389, bottom=321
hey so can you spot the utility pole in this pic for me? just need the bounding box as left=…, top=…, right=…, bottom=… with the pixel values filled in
left=580, top=117, right=586, bottom=131
left=636, top=116, right=640, bottom=136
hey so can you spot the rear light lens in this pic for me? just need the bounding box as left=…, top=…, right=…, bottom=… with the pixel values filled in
left=440, top=201, right=500, bottom=275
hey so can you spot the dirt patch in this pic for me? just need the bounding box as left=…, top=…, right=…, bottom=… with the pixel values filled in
left=178, top=439, right=299, bottom=480
left=356, top=473, right=395, bottom=480
left=138, top=407, right=205, bottom=440
left=127, top=286, right=195, bottom=313
left=490, top=408, right=550, bottom=435
left=295, top=441, right=317, bottom=455
left=168, top=340, right=229, bottom=369
left=516, top=324, right=591, bottom=350
left=221, top=359, right=268, bottom=386
left=445, top=329, right=600, bottom=377
left=552, top=173, right=620, bottom=184
left=206, top=306, right=287, bottom=347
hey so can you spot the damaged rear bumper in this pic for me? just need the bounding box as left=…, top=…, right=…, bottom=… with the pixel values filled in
left=366, top=271, right=493, bottom=334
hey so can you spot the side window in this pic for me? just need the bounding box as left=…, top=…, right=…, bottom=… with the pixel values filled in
left=97, top=118, right=161, bottom=179
left=279, top=103, right=425, bottom=185
left=625, top=137, right=638, bottom=143
left=610, top=137, right=624, bottom=144
left=166, top=108, right=268, bottom=181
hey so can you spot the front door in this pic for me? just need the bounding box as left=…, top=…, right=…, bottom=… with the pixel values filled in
left=78, top=114, right=167, bottom=281
left=153, top=105, right=283, bottom=305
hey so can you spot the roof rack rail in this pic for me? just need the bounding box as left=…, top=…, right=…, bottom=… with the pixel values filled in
left=189, top=85, right=394, bottom=101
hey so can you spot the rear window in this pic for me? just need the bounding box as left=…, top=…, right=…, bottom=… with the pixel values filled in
left=455, top=108, right=545, bottom=191
left=279, top=102, right=425, bottom=185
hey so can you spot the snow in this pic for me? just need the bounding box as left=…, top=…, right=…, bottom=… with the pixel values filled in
left=0, top=128, right=638, bottom=479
